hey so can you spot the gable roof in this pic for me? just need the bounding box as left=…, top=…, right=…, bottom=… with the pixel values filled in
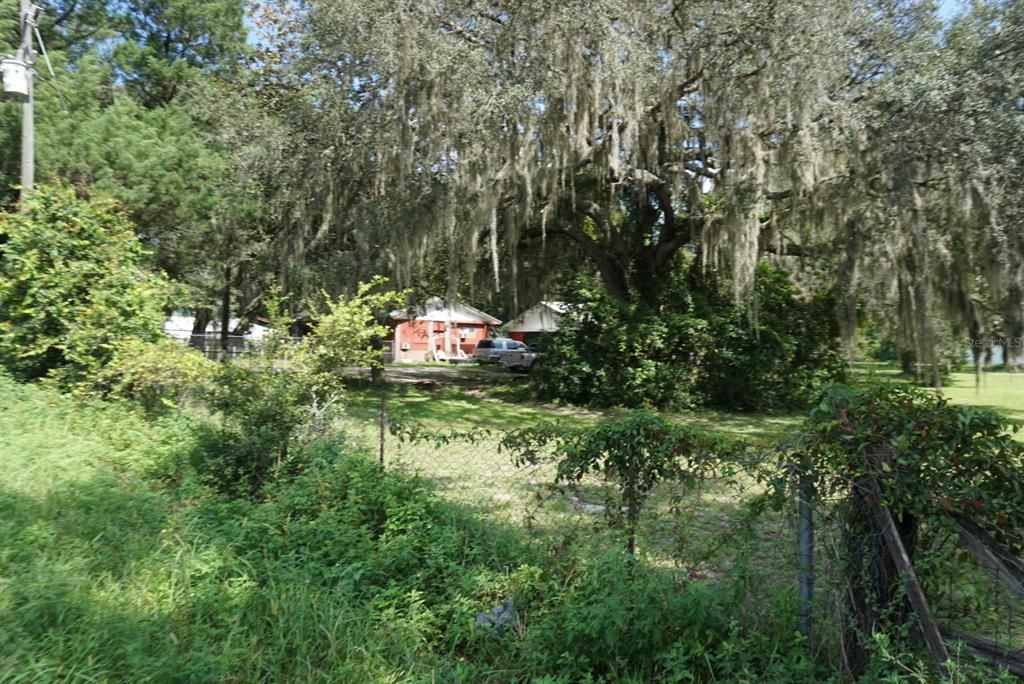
left=391, top=297, right=501, bottom=325
left=501, top=301, right=567, bottom=333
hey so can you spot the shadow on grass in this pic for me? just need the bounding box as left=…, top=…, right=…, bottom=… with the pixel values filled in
left=0, top=473, right=168, bottom=579
left=0, top=472, right=195, bottom=680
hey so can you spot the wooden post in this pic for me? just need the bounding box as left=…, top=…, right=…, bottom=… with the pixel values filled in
left=866, top=493, right=949, bottom=675
left=940, top=626, right=1024, bottom=678
left=625, top=450, right=638, bottom=556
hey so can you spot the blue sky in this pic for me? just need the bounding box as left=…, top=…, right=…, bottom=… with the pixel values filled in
left=938, top=0, right=967, bottom=22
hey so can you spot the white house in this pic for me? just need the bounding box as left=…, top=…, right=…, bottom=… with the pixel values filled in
left=162, top=310, right=272, bottom=357
left=500, top=301, right=568, bottom=343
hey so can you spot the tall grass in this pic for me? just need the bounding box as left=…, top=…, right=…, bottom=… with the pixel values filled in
left=0, top=376, right=524, bottom=681
left=9, top=373, right=1008, bottom=682
left=1, top=373, right=832, bottom=682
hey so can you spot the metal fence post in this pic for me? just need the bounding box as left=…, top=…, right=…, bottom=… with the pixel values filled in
left=378, top=377, right=387, bottom=466
left=798, top=456, right=815, bottom=644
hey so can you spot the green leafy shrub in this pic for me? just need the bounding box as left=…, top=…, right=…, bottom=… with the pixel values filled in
left=799, top=383, right=1024, bottom=548
left=504, top=411, right=742, bottom=555
left=91, top=337, right=216, bottom=411
left=532, top=261, right=845, bottom=411
left=191, top=362, right=308, bottom=498
left=0, top=185, right=170, bottom=382
left=522, top=549, right=730, bottom=680
left=515, top=548, right=822, bottom=682
left=191, top=279, right=404, bottom=498
left=533, top=293, right=706, bottom=409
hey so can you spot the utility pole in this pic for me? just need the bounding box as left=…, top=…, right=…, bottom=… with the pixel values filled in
left=19, top=0, right=36, bottom=199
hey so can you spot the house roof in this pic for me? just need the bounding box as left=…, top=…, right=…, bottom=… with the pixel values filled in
left=501, top=301, right=567, bottom=333
left=391, top=297, right=501, bottom=325
left=162, top=310, right=273, bottom=339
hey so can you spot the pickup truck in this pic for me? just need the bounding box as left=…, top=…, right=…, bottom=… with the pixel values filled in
left=498, top=345, right=537, bottom=372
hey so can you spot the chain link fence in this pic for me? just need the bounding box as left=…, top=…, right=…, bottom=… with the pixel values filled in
left=343, top=390, right=794, bottom=579
left=336, top=378, right=1024, bottom=677
left=797, top=491, right=1024, bottom=675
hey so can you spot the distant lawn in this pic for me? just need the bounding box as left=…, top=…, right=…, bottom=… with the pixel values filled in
left=353, top=360, right=1020, bottom=451
left=346, top=380, right=801, bottom=446
left=940, top=369, right=1024, bottom=425
left=344, top=382, right=596, bottom=432
left=856, top=362, right=1024, bottom=439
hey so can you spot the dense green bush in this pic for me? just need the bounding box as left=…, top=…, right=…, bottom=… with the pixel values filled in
left=190, top=362, right=309, bottom=498
left=91, top=337, right=216, bottom=411
left=190, top=280, right=404, bottom=498
left=533, top=261, right=846, bottom=411
left=532, top=292, right=707, bottom=409
left=518, top=548, right=822, bottom=682
left=0, top=185, right=170, bottom=382
left=230, top=450, right=821, bottom=683
left=799, top=383, right=1024, bottom=551
left=696, top=263, right=846, bottom=410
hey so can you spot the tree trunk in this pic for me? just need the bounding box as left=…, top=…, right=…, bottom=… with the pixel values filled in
left=370, top=335, right=385, bottom=383
left=1002, top=285, right=1023, bottom=372
left=191, top=308, right=212, bottom=356
left=1003, top=334, right=1022, bottom=372
left=899, top=349, right=916, bottom=377
left=1007, top=345, right=1021, bottom=373
left=973, top=346, right=984, bottom=393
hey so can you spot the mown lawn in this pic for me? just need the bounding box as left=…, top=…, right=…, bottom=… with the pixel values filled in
left=345, top=379, right=802, bottom=443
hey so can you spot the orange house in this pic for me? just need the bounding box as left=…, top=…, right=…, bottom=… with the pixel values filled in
left=386, top=297, right=501, bottom=362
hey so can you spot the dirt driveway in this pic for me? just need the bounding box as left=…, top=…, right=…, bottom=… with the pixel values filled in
left=348, top=364, right=513, bottom=388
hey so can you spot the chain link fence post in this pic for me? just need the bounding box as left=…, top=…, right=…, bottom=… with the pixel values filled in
left=797, top=455, right=815, bottom=646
